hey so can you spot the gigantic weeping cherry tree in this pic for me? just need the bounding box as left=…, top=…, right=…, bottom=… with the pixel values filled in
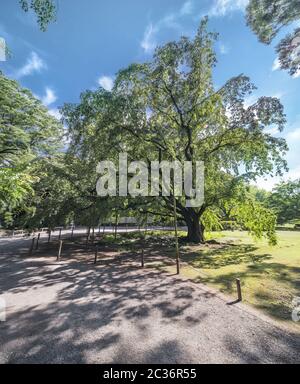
left=62, top=19, right=287, bottom=244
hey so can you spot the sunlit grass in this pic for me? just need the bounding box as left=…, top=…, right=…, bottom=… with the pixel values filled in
left=160, top=230, right=300, bottom=329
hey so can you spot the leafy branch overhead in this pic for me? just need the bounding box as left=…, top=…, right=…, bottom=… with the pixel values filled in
left=246, top=0, right=300, bottom=76
left=19, top=0, right=57, bottom=31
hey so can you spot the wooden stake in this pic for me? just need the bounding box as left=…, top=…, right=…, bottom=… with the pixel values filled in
left=71, top=226, right=74, bottom=241
left=236, top=279, right=242, bottom=302
left=29, top=237, right=35, bottom=256
left=35, top=233, right=40, bottom=250
left=57, top=240, right=63, bottom=261
left=58, top=228, right=62, bottom=240
left=141, top=248, right=144, bottom=268
left=86, top=227, right=91, bottom=247
left=48, top=229, right=51, bottom=243
left=173, top=183, right=180, bottom=275
left=94, top=245, right=98, bottom=265
left=114, top=213, right=119, bottom=241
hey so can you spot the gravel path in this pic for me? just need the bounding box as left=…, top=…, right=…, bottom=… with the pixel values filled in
left=0, top=235, right=299, bottom=364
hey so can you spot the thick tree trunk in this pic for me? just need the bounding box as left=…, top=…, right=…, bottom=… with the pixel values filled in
left=184, top=211, right=205, bottom=243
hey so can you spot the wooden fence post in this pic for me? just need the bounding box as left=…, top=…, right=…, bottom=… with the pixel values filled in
left=173, top=182, right=180, bottom=275
left=57, top=240, right=63, bottom=261
left=59, top=228, right=62, bottom=240
left=48, top=229, right=51, bottom=243
left=141, top=248, right=144, bottom=268
left=35, top=233, right=40, bottom=250
left=71, top=226, right=74, bottom=241
left=29, top=237, right=35, bottom=256
left=236, top=279, right=242, bottom=302
left=94, top=245, right=98, bottom=265
left=114, top=223, right=118, bottom=241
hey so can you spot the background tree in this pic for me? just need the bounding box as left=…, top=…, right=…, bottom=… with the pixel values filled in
left=248, top=185, right=270, bottom=204
left=268, top=179, right=300, bottom=224
left=62, top=19, right=287, bottom=244
left=246, top=0, right=300, bottom=77
left=0, top=71, right=63, bottom=226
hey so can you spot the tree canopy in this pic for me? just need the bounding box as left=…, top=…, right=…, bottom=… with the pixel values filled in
left=246, top=0, right=300, bottom=76
left=268, top=179, right=300, bottom=224
left=0, top=20, right=291, bottom=244
left=0, top=71, right=63, bottom=225
left=60, top=19, right=287, bottom=244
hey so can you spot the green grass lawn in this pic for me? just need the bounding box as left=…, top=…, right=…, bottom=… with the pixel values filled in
left=160, top=230, right=300, bottom=329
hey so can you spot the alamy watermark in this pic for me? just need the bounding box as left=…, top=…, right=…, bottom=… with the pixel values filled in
left=96, top=153, right=204, bottom=208
left=292, top=297, right=300, bottom=322
left=0, top=37, right=6, bottom=61
left=0, top=297, right=6, bottom=322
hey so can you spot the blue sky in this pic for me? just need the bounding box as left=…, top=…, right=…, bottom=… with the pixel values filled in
left=0, top=0, right=299, bottom=190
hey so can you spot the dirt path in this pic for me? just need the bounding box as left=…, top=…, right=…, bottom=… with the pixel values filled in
left=0, top=236, right=299, bottom=364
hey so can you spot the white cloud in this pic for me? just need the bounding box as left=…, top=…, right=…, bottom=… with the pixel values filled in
left=48, top=108, right=61, bottom=120
left=292, top=69, right=300, bottom=78
left=98, top=75, right=114, bottom=91
left=244, top=91, right=285, bottom=109
left=252, top=117, right=300, bottom=191
left=272, top=58, right=281, bottom=72
left=287, top=166, right=300, bottom=180
left=272, top=91, right=285, bottom=99
left=264, top=127, right=280, bottom=136
left=253, top=166, right=300, bottom=191
left=41, top=87, right=57, bottom=106
left=15, top=51, right=46, bottom=78
left=252, top=177, right=277, bottom=191
left=272, top=57, right=300, bottom=78
left=140, top=1, right=196, bottom=55
left=287, top=128, right=300, bottom=140
left=180, top=1, right=193, bottom=16
left=243, top=94, right=258, bottom=108
left=219, top=42, right=229, bottom=55
left=0, top=37, right=6, bottom=61
left=141, top=23, right=158, bottom=54
left=209, top=0, right=249, bottom=17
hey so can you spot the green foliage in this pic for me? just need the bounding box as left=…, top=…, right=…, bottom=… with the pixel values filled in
left=0, top=72, right=62, bottom=162
left=229, top=200, right=277, bottom=245
left=276, top=28, right=300, bottom=77
left=0, top=167, right=37, bottom=223
left=268, top=179, right=300, bottom=224
left=19, top=0, right=56, bottom=31
left=246, top=0, right=300, bottom=76
left=248, top=185, right=270, bottom=204
left=201, top=207, right=223, bottom=232
left=0, top=71, right=63, bottom=227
